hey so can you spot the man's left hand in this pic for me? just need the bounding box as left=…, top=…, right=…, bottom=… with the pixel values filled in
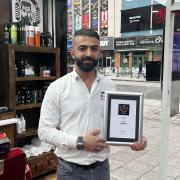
left=130, top=136, right=147, bottom=151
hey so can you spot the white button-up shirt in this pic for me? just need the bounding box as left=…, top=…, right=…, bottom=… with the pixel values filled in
left=38, top=69, right=115, bottom=165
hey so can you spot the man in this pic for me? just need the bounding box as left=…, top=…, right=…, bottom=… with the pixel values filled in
left=20, top=1, right=33, bottom=25
left=38, top=29, right=147, bottom=180
left=137, top=60, right=143, bottom=78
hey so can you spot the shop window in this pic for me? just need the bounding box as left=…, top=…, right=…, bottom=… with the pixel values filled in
left=122, top=0, right=151, bottom=10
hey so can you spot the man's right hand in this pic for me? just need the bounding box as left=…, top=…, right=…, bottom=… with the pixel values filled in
left=83, top=129, right=108, bottom=152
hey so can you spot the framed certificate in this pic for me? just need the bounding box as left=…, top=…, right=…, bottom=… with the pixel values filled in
left=104, top=91, right=144, bottom=145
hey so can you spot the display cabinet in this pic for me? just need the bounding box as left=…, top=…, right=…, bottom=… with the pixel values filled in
left=0, top=44, right=60, bottom=178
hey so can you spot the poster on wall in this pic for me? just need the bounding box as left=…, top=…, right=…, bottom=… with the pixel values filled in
left=172, top=32, right=180, bottom=80
left=82, top=0, right=89, bottom=28
left=82, top=14, right=89, bottom=29
left=12, top=0, right=43, bottom=32
left=100, top=0, right=108, bottom=36
left=67, top=0, right=73, bottom=50
left=91, top=0, right=98, bottom=31
left=74, top=0, right=81, bottom=31
left=152, top=4, right=165, bottom=30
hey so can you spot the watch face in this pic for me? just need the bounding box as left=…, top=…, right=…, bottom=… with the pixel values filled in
left=77, top=137, right=84, bottom=150
left=77, top=143, right=84, bottom=150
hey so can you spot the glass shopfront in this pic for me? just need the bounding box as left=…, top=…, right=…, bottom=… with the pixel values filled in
left=122, top=0, right=151, bottom=10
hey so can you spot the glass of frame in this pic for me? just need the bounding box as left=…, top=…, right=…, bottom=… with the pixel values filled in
left=104, top=91, right=144, bottom=145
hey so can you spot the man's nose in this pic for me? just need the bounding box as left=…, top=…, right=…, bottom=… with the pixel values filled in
left=86, top=48, right=93, bottom=57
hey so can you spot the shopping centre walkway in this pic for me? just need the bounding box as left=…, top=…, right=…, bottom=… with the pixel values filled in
left=108, top=75, right=180, bottom=180
left=109, top=98, right=180, bottom=180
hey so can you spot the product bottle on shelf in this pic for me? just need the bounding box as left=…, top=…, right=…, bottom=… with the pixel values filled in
left=15, top=64, right=18, bottom=76
left=16, top=115, right=22, bottom=134
left=20, top=60, right=25, bottom=77
left=46, top=32, right=53, bottom=47
left=35, top=26, right=40, bottom=47
left=16, top=22, right=20, bottom=44
left=3, top=23, right=10, bottom=44
left=25, top=90, right=31, bottom=103
left=20, top=22, right=26, bottom=45
left=25, top=25, right=29, bottom=45
left=17, top=90, right=21, bottom=105
left=40, top=33, right=45, bottom=47
left=28, top=26, right=35, bottom=46
left=21, top=86, right=26, bottom=104
left=10, top=22, right=17, bottom=44
left=25, top=60, right=35, bottom=76
left=20, top=114, right=26, bottom=132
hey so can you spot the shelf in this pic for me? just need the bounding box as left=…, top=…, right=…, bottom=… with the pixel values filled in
left=0, top=111, right=15, bottom=120
left=5, top=44, right=60, bottom=54
left=16, top=127, right=37, bottom=139
left=0, top=44, right=60, bottom=178
left=16, top=103, right=42, bottom=110
left=16, top=76, right=57, bottom=81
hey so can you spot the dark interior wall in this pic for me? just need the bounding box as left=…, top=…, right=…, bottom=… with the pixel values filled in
left=0, top=0, right=12, bottom=43
left=55, top=0, right=67, bottom=76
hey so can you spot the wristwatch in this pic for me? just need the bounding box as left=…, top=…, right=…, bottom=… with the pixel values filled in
left=76, top=136, right=84, bottom=150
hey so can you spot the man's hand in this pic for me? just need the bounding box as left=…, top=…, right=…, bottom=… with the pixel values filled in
left=130, top=136, right=147, bottom=151
left=83, top=129, right=108, bottom=152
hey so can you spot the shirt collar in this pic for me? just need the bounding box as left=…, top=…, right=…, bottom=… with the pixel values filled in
left=71, top=68, right=101, bottom=82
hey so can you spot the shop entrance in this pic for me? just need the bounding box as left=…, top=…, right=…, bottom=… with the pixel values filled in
left=132, top=55, right=148, bottom=67
left=106, top=57, right=112, bottom=67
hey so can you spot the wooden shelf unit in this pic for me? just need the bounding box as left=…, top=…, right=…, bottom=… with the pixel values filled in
left=0, top=44, right=60, bottom=178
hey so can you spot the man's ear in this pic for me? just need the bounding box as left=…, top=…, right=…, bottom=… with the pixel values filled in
left=70, top=49, right=75, bottom=59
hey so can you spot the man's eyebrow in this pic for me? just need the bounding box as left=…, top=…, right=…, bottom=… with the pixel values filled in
left=78, top=45, right=99, bottom=48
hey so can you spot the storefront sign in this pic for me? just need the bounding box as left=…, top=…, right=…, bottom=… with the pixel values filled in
left=114, top=36, right=163, bottom=49
left=137, top=36, right=163, bottom=47
left=114, top=37, right=136, bottom=49
left=100, top=37, right=114, bottom=50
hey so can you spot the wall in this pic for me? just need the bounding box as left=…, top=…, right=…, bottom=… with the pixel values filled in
left=108, top=0, right=121, bottom=37
left=0, top=0, right=12, bottom=43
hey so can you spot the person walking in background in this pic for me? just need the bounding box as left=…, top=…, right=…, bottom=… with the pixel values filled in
left=137, top=60, right=143, bottom=78
left=38, top=28, right=147, bottom=180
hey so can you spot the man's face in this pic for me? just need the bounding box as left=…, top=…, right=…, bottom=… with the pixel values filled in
left=21, top=5, right=31, bottom=18
left=71, top=36, right=101, bottom=72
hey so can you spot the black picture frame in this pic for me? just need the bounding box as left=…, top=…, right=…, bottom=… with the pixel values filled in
left=104, top=91, right=144, bottom=145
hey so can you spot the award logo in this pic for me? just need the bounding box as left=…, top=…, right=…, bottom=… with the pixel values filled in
left=118, top=104, right=129, bottom=115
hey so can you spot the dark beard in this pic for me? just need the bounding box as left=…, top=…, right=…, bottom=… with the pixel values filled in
left=75, top=57, right=98, bottom=72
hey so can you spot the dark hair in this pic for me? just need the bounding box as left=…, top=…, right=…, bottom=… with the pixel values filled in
left=21, top=1, right=31, bottom=8
left=74, top=28, right=100, bottom=40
